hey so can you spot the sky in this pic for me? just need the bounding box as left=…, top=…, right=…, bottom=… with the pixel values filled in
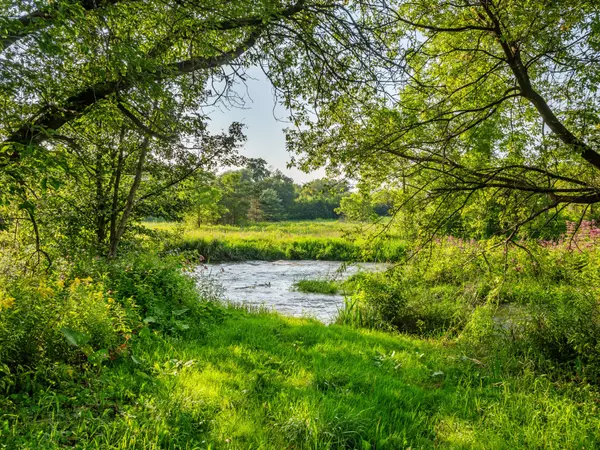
left=204, top=68, right=325, bottom=184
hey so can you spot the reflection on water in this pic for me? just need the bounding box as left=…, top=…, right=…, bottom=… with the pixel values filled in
left=194, top=260, right=385, bottom=323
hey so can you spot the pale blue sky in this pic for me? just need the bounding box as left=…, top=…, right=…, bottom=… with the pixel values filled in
left=205, top=68, right=325, bottom=183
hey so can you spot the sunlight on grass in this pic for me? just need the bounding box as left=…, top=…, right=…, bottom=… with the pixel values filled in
left=3, top=307, right=600, bottom=448
left=145, top=220, right=407, bottom=262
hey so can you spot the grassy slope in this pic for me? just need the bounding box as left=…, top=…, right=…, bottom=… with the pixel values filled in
left=5, top=308, right=599, bottom=449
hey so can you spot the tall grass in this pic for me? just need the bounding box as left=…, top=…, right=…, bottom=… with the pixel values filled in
left=148, top=220, right=408, bottom=262
left=3, top=307, right=599, bottom=449
left=4, top=221, right=600, bottom=448
left=336, top=236, right=600, bottom=382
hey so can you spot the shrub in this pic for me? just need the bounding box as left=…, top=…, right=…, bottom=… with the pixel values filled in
left=85, top=252, right=222, bottom=333
left=338, top=270, right=473, bottom=334
left=524, top=286, right=600, bottom=380
left=0, top=276, right=132, bottom=376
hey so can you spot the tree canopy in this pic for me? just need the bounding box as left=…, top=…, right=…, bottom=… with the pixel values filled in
left=286, top=0, right=600, bottom=237
left=2, top=0, right=600, bottom=255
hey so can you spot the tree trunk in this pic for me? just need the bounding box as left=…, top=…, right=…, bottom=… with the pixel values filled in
left=95, top=150, right=107, bottom=251
left=108, top=135, right=150, bottom=258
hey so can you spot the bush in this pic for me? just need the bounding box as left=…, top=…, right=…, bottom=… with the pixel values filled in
left=0, top=276, right=132, bottom=377
left=0, top=250, right=228, bottom=393
left=525, top=286, right=600, bottom=379
left=79, top=252, right=223, bottom=333
left=338, top=270, right=473, bottom=334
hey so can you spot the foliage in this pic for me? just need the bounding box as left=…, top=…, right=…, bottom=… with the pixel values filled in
left=337, top=233, right=600, bottom=381
left=214, top=166, right=354, bottom=225
left=153, top=221, right=407, bottom=262
left=286, top=0, right=600, bottom=240
left=4, top=0, right=600, bottom=446
left=74, top=252, right=219, bottom=334
left=0, top=275, right=133, bottom=381
left=0, top=247, right=226, bottom=398
left=2, top=308, right=600, bottom=448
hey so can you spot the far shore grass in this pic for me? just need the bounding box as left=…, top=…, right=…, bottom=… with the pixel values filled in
left=145, top=220, right=408, bottom=262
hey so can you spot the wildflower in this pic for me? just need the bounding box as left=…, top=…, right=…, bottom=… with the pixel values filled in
left=0, top=294, right=15, bottom=310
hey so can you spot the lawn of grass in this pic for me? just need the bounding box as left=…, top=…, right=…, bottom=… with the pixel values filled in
left=4, top=307, right=599, bottom=449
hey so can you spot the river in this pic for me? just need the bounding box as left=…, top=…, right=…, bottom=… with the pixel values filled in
left=194, top=260, right=386, bottom=323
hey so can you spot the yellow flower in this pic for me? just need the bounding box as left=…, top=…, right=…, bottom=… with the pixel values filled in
left=37, top=283, right=55, bottom=298
left=0, top=294, right=15, bottom=310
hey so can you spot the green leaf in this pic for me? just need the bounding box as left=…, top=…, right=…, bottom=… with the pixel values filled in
left=88, top=349, right=109, bottom=366
left=61, top=327, right=91, bottom=347
left=138, top=327, right=152, bottom=339
left=172, top=308, right=189, bottom=317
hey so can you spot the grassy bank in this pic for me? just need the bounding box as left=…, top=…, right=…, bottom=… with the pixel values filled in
left=4, top=221, right=600, bottom=448
left=146, top=221, right=407, bottom=262
left=3, top=306, right=599, bottom=449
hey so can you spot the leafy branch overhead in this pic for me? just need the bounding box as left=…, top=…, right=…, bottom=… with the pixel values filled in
left=2, top=0, right=600, bottom=250
left=284, top=0, right=600, bottom=236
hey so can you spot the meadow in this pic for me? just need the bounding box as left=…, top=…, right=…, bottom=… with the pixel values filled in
left=146, top=220, right=408, bottom=262
left=3, top=307, right=600, bottom=449
left=2, top=220, right=600, bottom=448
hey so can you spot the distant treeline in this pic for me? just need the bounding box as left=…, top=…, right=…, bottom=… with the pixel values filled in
left=142, top=158, right=392, bottom=225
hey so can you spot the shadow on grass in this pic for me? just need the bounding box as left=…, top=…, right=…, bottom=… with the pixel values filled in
left=3, top=309, right=600, bottom=449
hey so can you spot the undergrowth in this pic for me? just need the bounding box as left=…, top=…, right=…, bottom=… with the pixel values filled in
left=3, top=223, right=600, bottom=448
left=147, top=221, right=407, bottom=262
left=2, top=308, right=599, bottom=449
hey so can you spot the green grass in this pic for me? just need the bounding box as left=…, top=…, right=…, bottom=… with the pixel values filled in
left=293, top=279, right=341, bottom=295
left=5, top=223, right=600, bottom=448
left=3, top=306, right=600, bottom=449
left=146, top=220, right=369, bottom=239
left=146, top=220, right=408, bottom=262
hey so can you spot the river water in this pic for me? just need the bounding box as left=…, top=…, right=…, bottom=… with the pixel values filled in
left=194, top=260, right=385, bottom=323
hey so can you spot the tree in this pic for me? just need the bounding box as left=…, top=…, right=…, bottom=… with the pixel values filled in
left=259, top=188, right=285, bottom=221
left=261, top=170, right=296, bottom=213
left=2, top=0, right=388, bottom=255
left=217, top=171, right=253, bottom=224
left=287, top=0, right=600, bottom=238
left=337, top=192, right=376, bottom=222
left=40, top=105, right=244, bottom=256
left=178, top=176, right=225, bottom=227
left=1, top=0, right=380, bottom=170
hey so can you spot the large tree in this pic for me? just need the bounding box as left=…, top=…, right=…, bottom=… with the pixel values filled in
left=0, top=0, right=380, bottom=162
left=0, top=0, right=387, bottom=253
left=287, top=0, right=600, bottom=237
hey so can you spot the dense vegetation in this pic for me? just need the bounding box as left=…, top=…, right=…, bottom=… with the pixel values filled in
left=150, top=221, right=407, bottom=262
left=3, top=0, right=600, bottom=448
left=152, top=161, right=391, bottom=225
left=3, top=222, right=600, bottom=448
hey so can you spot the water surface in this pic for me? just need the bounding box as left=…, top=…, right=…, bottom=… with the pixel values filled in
left=194, top=260, right=385, bottom=323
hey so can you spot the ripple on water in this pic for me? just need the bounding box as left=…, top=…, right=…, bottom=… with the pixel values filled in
left=194, top=260, right=386, bottom=323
